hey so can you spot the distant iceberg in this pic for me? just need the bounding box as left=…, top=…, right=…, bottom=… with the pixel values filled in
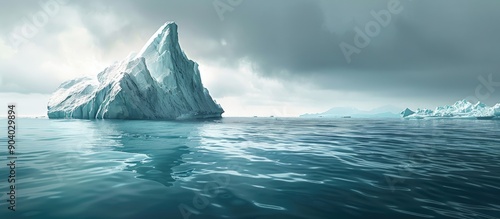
left=300, top=105, right=402, bottom=118
left=400, top=108, right=415, bottom=118
left=47, top=22, right=224, bottom=120
left=401, top=100, right=500, bottom=119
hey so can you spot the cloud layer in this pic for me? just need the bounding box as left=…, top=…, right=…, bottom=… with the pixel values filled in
left=1, top=0, right=500, bottom=115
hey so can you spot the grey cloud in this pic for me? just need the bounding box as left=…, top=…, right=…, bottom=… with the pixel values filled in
left=1, top=0, right=500, bottom=106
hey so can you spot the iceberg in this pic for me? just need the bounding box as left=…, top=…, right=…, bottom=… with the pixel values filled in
left=47, top=22, right=224, bottom=120
left=400, top=108, right=415, bottom=118
left=300, top=105, right=402, bottom=118
left=401, top=100, right=499, bottom=119
left=495, top=104, right=500, bottom=116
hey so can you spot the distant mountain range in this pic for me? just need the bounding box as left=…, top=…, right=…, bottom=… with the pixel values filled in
left=300, top=105, right=402, bottom=118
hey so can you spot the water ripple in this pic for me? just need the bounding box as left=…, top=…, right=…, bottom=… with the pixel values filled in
left=0, top=118, right=499, bottom=219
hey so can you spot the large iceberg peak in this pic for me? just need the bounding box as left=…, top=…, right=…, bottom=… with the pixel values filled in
left=134, top=21, right=195, bottom=89
left=48, top=22, right=224, bottom=120
left=136, top=21, right=181, bottom=59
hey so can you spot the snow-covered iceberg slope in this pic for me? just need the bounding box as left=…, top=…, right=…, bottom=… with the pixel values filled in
left=402, top=100, right=500, bottom=119
left=47, top=22, right=224, bottom=119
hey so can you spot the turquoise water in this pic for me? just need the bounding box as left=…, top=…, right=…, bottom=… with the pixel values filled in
left=1, top=118, right=500, bottom=219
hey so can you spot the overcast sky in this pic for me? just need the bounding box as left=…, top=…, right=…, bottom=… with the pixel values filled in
left=1, top=0, right=500, bottom=117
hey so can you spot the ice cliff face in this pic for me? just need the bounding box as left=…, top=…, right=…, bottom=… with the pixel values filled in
left=400, top=108, right=415, bottom=118
left=402, top=100, right=499, bottom=119
left=47, top=22, right=224, bottom=119
left=493, top=104, right=500, bottom=116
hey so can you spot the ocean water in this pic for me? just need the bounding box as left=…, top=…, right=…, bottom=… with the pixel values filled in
left=1, top=118, right=500, bottom=219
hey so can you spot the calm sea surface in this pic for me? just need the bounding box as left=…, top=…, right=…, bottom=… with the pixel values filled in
left=0, top=118, right=499, bottom=219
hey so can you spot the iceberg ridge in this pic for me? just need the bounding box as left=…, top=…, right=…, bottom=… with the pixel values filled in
left=401, top=100, right=499, bottom=119
left=47, top=22, right=224, bottom=120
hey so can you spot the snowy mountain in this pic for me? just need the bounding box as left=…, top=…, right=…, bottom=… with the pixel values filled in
left=402, top=100, right=500, bottom=119
left=300, top=105, right=402, bottom=118
left=47, top=22, right=224, bottom=119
